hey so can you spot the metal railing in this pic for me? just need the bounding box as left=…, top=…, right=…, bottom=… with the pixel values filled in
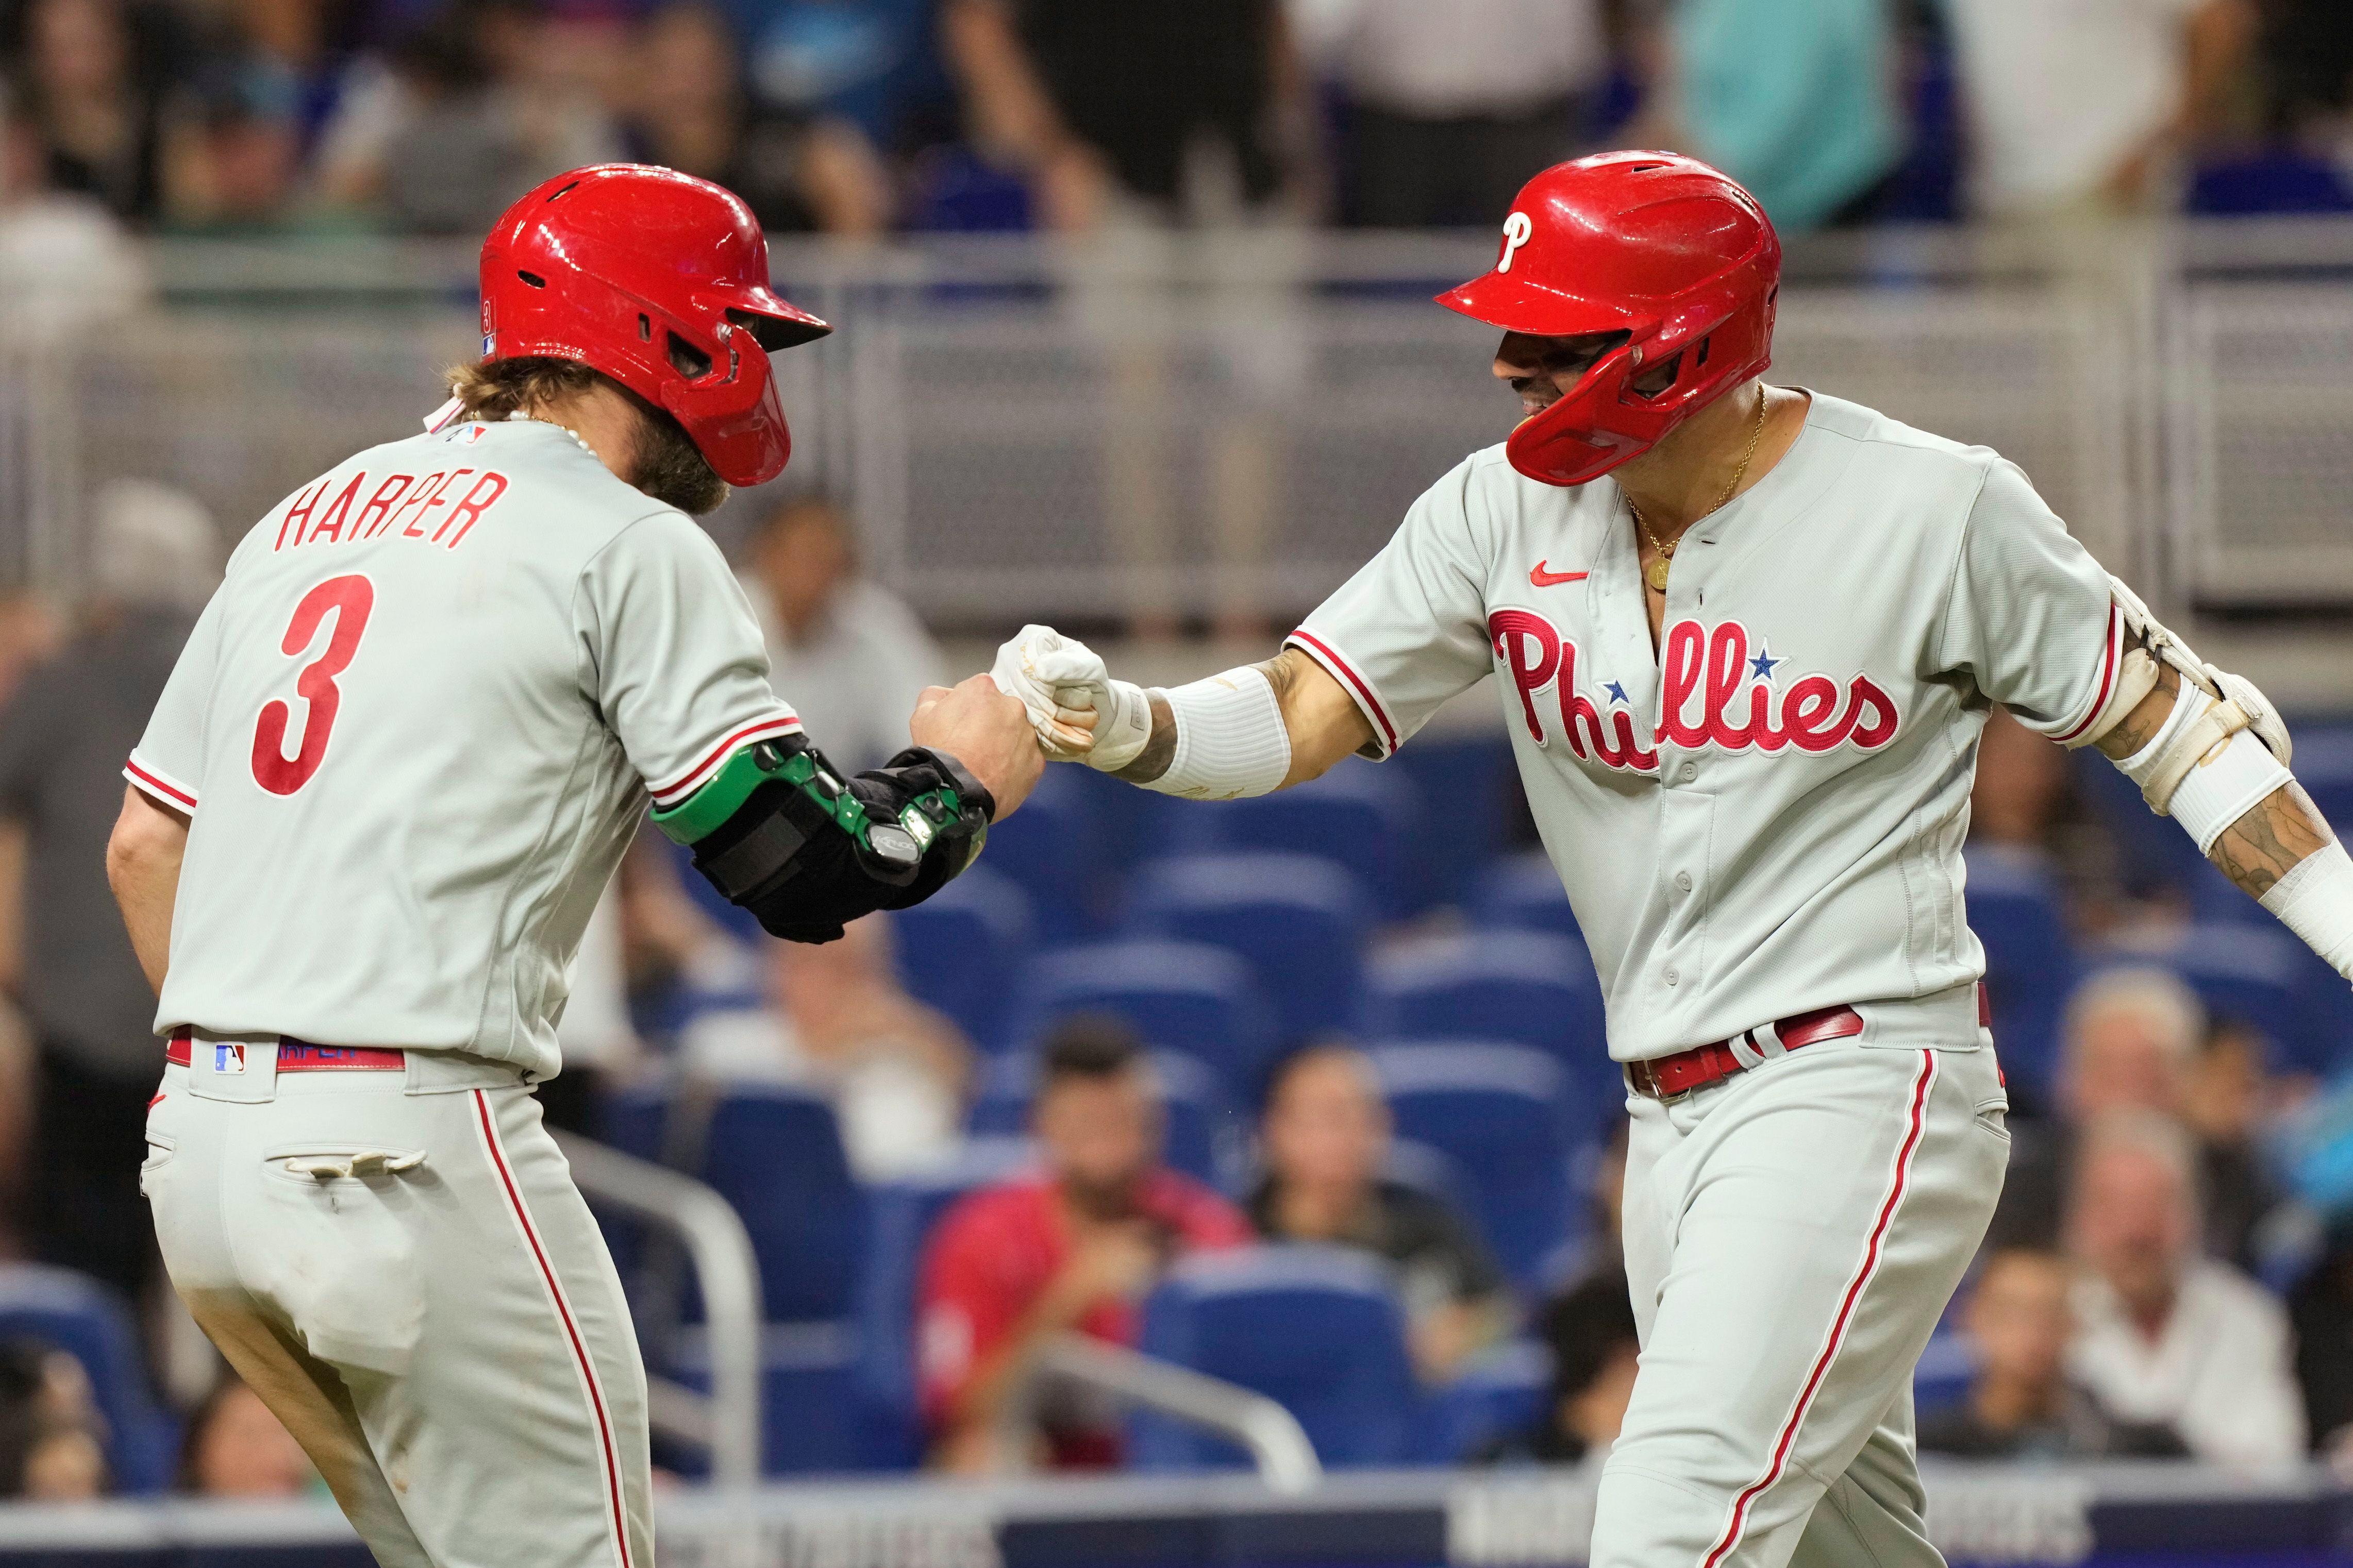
left=7, top=219, right=2353, bottom=624
left=999, top=1331, right=1323, bottom=1494
left=551, top=1130, right=765, bottom=1490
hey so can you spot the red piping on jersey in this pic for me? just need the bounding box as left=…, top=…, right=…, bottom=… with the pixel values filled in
left=123, top=758, right=197, bottom=812
left=1698, top=1050, right=1938, bottom=1568
left=2053, top=604, right=2124, bottom=746
left=648, top=713, right=804, bottom=807
left=472, top=1090, right=635, bottom=1568
left=1286, top=631, right=1399, bottom=754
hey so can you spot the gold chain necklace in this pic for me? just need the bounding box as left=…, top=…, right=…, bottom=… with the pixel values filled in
left=1632, top=385, right=1768, bottom=594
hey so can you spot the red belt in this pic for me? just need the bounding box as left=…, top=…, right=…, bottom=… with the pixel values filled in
left=166, top=1027, right=405, bottom=1072
left=1625, top=985, right=1991, bottom=1101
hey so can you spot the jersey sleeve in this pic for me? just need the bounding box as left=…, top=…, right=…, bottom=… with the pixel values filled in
left=577, top=510, right=802, bottom=811
left=1934, top=457, right=2121, bottom=743
left=1286, top=457, right=1495, bottom=758
left=125, top=591, right=226, bottom=814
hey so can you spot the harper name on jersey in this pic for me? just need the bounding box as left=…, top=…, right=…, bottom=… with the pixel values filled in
left=1286, top=391, right=2118, bottom=1063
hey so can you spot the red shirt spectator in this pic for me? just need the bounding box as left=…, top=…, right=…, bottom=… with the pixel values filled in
left=915, top=1017, right=1249, bottom=1470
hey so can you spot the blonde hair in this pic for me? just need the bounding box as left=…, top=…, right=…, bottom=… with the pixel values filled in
left=444, top=357, right=602, bottom=423
left=2062, top=966, right=2206, bottom=1069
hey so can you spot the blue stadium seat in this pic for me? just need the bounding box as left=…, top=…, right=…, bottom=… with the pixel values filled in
left=1963, top=845, right=2077, bottom=1100
left=669, top=1321, right=865, bottom=1476
left=0, top=1265, right=174, bottom=1493
left=1130, top=1245, right=1417, bottom=1470
left=689, top=1087, right=867, bottom=1322
left=2097, top=925, right=2352, bottom=1077
left=967, top=1049, right=1246, bottom=1193
left=1912, top=1326, right=1976, bottom=1419
left=1361, top=934, right=1615, bottom=1131
left=2297, top=728, right=2353, bottom=846
left=889, top=865, right=1034, bottom=1053
left=852, top=1138, right=1039, bottom=1468
left=1124, top=853, right=1371, bottom=1044
left=1370, top=1043, right=1580, bottom=1292
left=976, top=765, right=1106, bottom=943
left=1014, top=939, right=1280, bottom=1095
left=1469, top=852, right=1580, bottom=941
left=2072, top=748, right=2206, bottom=899
left=1414, top=1338, right=1553, bottom=1464
left=1162, top=759, right=1426, bottom=918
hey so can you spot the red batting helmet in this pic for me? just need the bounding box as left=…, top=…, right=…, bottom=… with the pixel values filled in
left=1438, top=151, right=1781, bottom=487
left=478, top=165, right=831, bottom=488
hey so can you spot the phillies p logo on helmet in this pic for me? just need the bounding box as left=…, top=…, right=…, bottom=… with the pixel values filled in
left=1497, top=211, right=1534, bottom=274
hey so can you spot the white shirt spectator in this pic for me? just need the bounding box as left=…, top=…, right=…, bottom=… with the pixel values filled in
left=740, top=570, right=946, bottom=775
left=2068, top=1259, right=2306, bottom=1468
left=1287, top=0, right=1605, bottom=119
left=1946, top=0, right=2207, bottom=216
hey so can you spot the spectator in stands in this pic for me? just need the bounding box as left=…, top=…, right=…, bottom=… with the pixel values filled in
left=4, top=0, right=175, bottom=222
left=0, top=1339, right=108, bottom=1499
left=739, top=497, right=947, bottom=773
left=156, top=54, right=306, bottom=232
left=622, top=3, right=891, bottom=235
left=310, top=0, right=621, bottom=234
left=2289, top=1212, right=2353, bottom=1471
left=0, top=82, right=149, bottom=338
left=1988, top=966, right=2201, bottom=1252
left=1918, top=1247, right=2186, bottom=1459
left=1946, top=0, right=2255, bottom=219
left=1289, top=0, right=1604, bottom=227
left=939, top=0, right=1304, bottom=230
left=1481, top=1268, right=1638, bottom=1464
left=1624, top=0, right=1906, bottom=232
left=1249, top=1043, right=1509, bottom=1384
left=2066, top=1109, right=2304, bottom=1467
left=2182, top=1017, right=2285, bottom=1270
left=0, top=480, right=220, bottom=1304
left=917, top=1016, right=1251, bottom=1471
left=176, top=1375, right=313, bottom=1496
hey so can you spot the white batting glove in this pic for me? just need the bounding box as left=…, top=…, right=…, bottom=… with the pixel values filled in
left=989, top=625, right=1154, bottom=772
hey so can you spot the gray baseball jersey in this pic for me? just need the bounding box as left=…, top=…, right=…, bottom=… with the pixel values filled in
left=1289, top=390, right=2118, bottom=1063
left=127, top=417, right=799, bottom=1078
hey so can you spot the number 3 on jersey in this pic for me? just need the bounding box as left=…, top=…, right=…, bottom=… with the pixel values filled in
left=252, top=574, right=374, bottom=796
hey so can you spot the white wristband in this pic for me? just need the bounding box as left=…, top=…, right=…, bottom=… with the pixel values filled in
left=1140, top=667, right=1292, bottom=800
left=2261, top=840, right=2353, bottom=982
left=2168, top=728, right=2295, bottom=855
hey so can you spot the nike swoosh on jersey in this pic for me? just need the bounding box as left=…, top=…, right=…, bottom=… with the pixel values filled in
left=1529, top=562, right=1590, bottom=587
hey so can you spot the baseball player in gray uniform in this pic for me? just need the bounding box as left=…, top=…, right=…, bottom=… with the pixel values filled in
left=106, top=165, right=1041, bottom=1567
left=994, top=153, right=2351, bottom=1568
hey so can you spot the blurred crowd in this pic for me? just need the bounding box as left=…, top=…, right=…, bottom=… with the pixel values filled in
left=3, top=0, right=2352, bottom=249
left=6, top=482, right=2353, bottom=1490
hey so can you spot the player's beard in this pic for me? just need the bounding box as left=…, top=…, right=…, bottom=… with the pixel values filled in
left=632, top=413, right=730, bottom=516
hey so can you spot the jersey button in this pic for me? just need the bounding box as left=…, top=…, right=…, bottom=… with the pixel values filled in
left=1675, top=871, right=1694, bottom=893
left=1663, top=967, right=1680, bottom=987
left=1677, top=761, right=1698, bottom=783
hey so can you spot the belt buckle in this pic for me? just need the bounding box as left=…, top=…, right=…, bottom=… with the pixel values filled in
left=1626, top=1058, right=1683, bottom=1103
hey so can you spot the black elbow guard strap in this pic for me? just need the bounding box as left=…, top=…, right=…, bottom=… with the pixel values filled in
left=650, top=736, right=993, bottom=945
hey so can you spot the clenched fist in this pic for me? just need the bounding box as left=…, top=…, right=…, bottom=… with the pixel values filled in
left=989, top=624, right=1154, bottom=772
left=908, top=675, right=1044, bottom=817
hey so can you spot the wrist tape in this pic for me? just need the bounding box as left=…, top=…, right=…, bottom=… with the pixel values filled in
left=1138, top=667, right=1291, bottom=800
left=2262, top=840, right=2353, bottom=982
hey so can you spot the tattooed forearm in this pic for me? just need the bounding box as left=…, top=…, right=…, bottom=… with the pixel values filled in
left=2211, top=781, right=2334, bottom=900
left=2092, top=655, right=2180, bottom=761
left=1114, top=693, right=1178, bottom=784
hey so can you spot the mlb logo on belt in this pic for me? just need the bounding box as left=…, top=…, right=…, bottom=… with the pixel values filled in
left=213, top=1042, right=247, bottom=1075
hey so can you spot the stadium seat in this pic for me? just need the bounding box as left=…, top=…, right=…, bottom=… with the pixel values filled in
left=967, top=1048, right=1246, bottom=1193
left=1414, top=1338, right=1552, bottom=1464
left=1469, top=851, right=1581, bottom=941
left=1014, top=939, right=1280, bottom=1095
left=975, top=765, right=1106, bottom=943
left=1163, top=760, right=1426, bottom=918
left=1370, top=1043, right=1581, bottom=1292
left=2098, top=925, right=2351, bottom=1077
left=0, top=1265, right=174, bottom=1494
left=668, top=1320, right=865, bottom=1476
left=1124, top=852, right=1371, bottom=1044
left=1911, top=1326, right=1976, bottom=1419
left=1361, top=934, right=1615, bottom=1131
left=684, top=1087, right=867, bottom=1322
left=1962, top=844, right=2077, bottom=1100
left=1130, top=1245, right=1417, bottom=1470
left=2072, top=748, right=2206, bottom=899
left=889, top=865, right=1035, bottom=1052
left=852, top=1138, right=1039, bottom=1468
left=2296, top=728, right=2353, bottom=846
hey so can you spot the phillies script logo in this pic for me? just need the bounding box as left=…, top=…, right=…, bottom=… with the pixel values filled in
left=1489, top=611, right=1901, bottom=774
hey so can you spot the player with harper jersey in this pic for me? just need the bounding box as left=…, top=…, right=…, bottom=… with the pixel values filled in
left=993, top=153, right=2350, bottom=1568
left=107, top=166, right=1040, bottom=1568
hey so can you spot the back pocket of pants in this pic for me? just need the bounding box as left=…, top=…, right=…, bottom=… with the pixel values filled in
left=255, top=1143, right=427, bottom=1375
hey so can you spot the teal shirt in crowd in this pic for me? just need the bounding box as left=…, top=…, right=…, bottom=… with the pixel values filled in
left=1670, top=0, right=1903, bottom=233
